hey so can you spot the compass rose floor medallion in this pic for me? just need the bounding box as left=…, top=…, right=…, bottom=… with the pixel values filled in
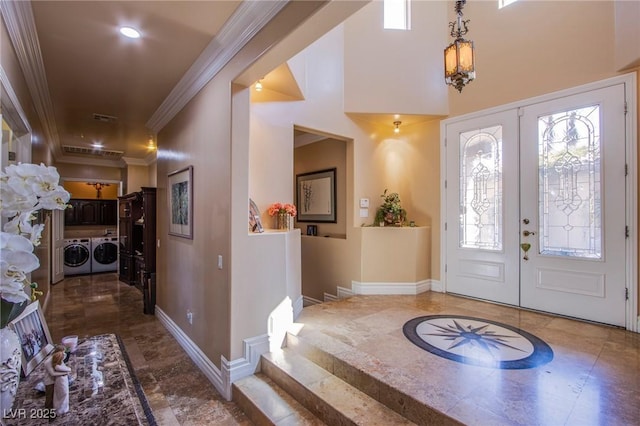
left=403, top=315, right=553, bottom=369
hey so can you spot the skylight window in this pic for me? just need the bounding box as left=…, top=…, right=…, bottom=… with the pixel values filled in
left=499, top=0, right=519, bottom=9
left=384, top=0, right=410, bottom=30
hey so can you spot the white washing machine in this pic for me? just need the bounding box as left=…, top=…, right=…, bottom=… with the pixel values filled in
left=63, top=238, right=92, bottom=275
left=91, top=236, right=119, bottom=273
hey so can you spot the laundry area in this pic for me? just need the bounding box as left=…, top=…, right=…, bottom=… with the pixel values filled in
left=62, top=181, right=119, bottom=277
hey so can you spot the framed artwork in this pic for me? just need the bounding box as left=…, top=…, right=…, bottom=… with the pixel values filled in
left=9, top=301, right=54, bottom=376
left=296, top=168, right=337, bottom=223
left=249, top=198, right=264, bottom=233
left=306, top=224, right=318, bottom=236
left=168, top=166, right=194, bottom=239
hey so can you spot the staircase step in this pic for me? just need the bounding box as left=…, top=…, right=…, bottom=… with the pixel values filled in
left=262, top=348, right=416, bottom=426
left=286, top=331, right=462, bottom=426
left=233, top=373, right=325, bottom=426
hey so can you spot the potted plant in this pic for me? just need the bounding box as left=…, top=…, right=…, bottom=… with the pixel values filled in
left=374, top=189, right=406, bottom=226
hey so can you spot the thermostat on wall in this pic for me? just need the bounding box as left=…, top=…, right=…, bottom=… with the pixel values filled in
left=359, top=198, right=369, bottom=208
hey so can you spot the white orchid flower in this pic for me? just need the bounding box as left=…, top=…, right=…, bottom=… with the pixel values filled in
left=0, top=232, right=34, bottom=252
left=1, top=247, right=39, bottom=273
left=3, top=211, right=36, bottom=235
left=0, top=279, right=30, bottom=303
left=0, top=186, right=38, bottom=215
left=0, top=249, right=39, bottom=304
left=30, top=224, right=45, bottom=246
left=37, top=188, right=70, bottom=210
left=0, top=162, right=66, bottom=307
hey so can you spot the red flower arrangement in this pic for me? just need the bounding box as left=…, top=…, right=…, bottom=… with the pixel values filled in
left=267, top=202, right=297, bottom=217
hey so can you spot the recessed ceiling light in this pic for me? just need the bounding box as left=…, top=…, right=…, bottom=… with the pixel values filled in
left=91, top=142, right=103, bottom=149
left=119, top=26, right=141, bottom=39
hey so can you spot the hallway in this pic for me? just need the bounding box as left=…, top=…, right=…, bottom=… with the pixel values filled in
left=44, top=273, right=250, bottom=425
left=43, top=273, right=640, bottom=425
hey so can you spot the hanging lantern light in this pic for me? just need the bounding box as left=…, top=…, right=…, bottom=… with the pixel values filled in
left=444, top=0, right=475, bottom=92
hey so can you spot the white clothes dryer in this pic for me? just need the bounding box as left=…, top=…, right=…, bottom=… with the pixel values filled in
left=63, top=238, right=92, bottom=275
left=91, top=236, right=118, bottom=273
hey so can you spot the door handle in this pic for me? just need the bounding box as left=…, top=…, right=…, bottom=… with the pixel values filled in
left=523, top=230, right=535, bottom=237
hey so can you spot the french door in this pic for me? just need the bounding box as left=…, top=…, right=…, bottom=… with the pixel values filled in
left=444, top=81, right=630, bottom=326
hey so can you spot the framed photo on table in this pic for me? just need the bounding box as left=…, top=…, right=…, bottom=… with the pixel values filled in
left=168, top=165, right=194, bottom=239
left=296, top=168, right=336, bottom=223
left=9, top=301, right=54, bottom=376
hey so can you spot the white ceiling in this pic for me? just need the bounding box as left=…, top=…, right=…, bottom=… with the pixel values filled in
left=22, top=1, right=243, bottom=165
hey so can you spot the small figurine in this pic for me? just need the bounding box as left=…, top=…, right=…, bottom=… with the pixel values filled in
left=51, top=349, right=71, bottom=414
left=43, top=345, right=68, bottom=411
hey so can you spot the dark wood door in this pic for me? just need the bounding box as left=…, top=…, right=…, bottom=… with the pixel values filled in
left=100, top=200, right=117, bottom=226
left=77, top=200, right=99, bottom=225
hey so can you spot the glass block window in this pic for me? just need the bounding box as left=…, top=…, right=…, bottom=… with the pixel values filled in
left=459, top=126, right=503, bottom=250
left=538, top=106, right=602, bottom=259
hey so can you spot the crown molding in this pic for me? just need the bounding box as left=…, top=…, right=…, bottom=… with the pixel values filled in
left=0, top=65, right=31, bottom=134
left=146, top=0, right=288, bottom=133
left=0, top=0, right=61, bottom=160
left=122, top=156, right=148, bottom=166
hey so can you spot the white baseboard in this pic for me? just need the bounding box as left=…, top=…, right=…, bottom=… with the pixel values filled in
left=323, top=292, right=338, bottom=302
left=292, top=295, right=303, bottom=320
left=430, top=279, right=443, bottom=292
left=156, top=307, right=226, bottom=397
left=351, top=279, right=432, bottom=295
left=303, top=295, right=323, bottom=306
left=156, top=307, right=269, bottom=401
left=337, top=286, right=353, bottom=299
left=222, top=334, right=269, bottom=399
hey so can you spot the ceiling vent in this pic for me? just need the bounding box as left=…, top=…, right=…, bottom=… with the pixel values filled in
left=62, top=145, right=124, bottom=159
left=92, top=113, right=118, bottom=123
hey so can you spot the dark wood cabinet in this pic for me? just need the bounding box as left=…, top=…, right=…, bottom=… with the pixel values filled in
left=118, top=188, right=156, bottom=314
left=64, top=199, right=117, bottom=226
left=100, top=200, right=117, bottom=226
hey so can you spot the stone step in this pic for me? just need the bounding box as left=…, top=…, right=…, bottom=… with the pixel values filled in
left=285, top=331, right=462, bottom=426
left=261, top=348, right=416, bottom=426
left=233, top=372, right=325, bottom=426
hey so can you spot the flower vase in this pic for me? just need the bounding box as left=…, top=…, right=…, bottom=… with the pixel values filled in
left=0, top=327, right=22, bottom=417
left=277, top=212, right=290, bottom=230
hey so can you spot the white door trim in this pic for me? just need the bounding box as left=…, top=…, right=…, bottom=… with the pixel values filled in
left=440, top=73, right=637, bottom=331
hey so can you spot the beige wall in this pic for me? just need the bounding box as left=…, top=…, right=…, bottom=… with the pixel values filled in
left=449, top=1, right=617, bottom=117
left=55, top=162, right=123, bottom=182
left=63, top=181, right=118, bottom=199
left=615, top=1, right=640, bottom=71
left=157, top=0, right=342, bottom=363
left=344, top=0, right=448, bottom=115
left=294, top=138, right=347, bottom=237
left=126, top=164, right=149, bottom=194
left=148, top=161, right=157, bottom=187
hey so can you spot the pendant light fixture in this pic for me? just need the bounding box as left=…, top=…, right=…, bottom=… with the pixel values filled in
left=444, top=0, right=475, bottom=92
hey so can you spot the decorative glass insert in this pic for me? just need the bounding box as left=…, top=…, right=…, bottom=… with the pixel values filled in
left=459, top=126, right=503, bottom=250
left=538, top=106, right=601, bottom=259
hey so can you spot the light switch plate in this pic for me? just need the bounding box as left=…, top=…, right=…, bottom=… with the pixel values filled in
left=359, top=208, right=369, bottom=218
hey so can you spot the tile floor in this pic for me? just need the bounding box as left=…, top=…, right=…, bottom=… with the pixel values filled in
left=44, top=273, right=250, bottom=426
left=295, top=293, right=640, bottom=426
left=43, top=273, right=640, bottom=425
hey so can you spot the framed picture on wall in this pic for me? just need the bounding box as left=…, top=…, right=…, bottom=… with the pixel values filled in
left=249, top=198, right=264, bottom=233
left=9, top=301, right=54, bottom=376
left=296, top=168, right=336, bottom=223
left=168, top=165, right=194, bottom=239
